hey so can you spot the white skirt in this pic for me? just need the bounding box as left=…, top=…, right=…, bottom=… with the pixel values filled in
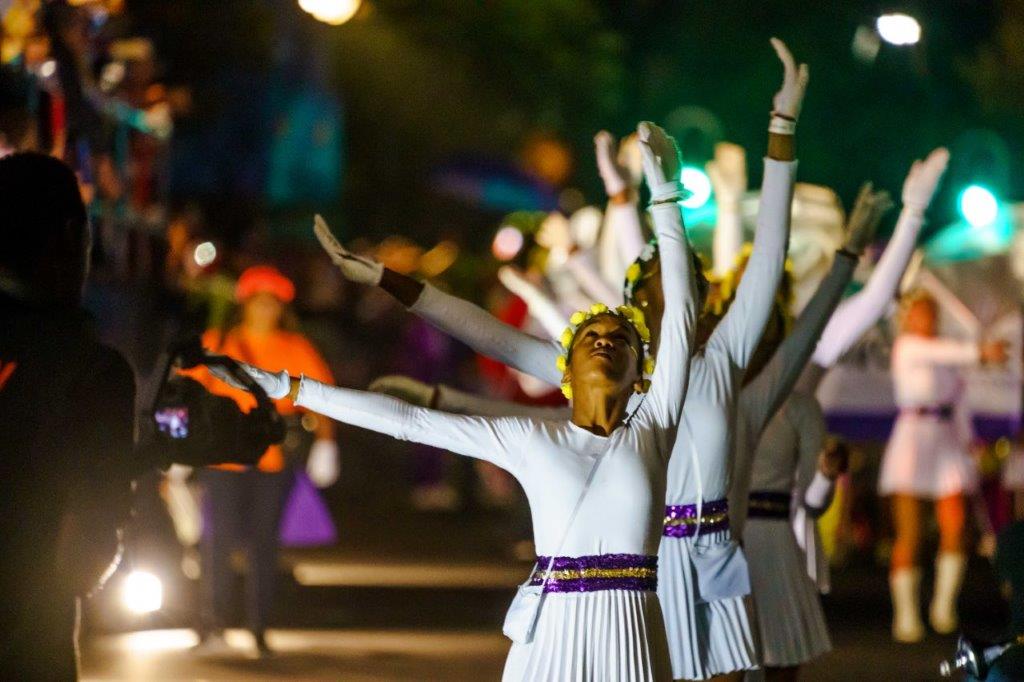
left=744, top=518, right=831, bottom=667
left=502, top=589, right=672, bottom=682
left=657, top=530, right=759, bottom=680
left=878, top=413, right=978, bottom=498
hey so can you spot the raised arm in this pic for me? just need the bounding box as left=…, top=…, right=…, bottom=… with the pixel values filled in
left=595, top=130, right=646, bottom=267
left=812, top=149, right=950, bottom=368
left=707, top=38, right=805, bottom=368
left=637, top=122, right=698, bottom=427
left=497, top=266, right=568, bottom=340
left=742, top=183, right=893, bottom=433
left=312, top=215, right=562, bottom=386
left=707, top=142, right=747, bottom=277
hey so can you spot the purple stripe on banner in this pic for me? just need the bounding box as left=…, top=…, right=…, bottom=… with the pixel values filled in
left=824, top=411, right=1021, bottom=442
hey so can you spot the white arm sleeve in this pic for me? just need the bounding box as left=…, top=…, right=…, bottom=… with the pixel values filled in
left=708, top=159, right=796, bottom=368
left=410, top=283, right=563, bottom=386
left=741, top=251, right=857, bottom=436
left=607, top=200, right=646, bottom=268
left=642, top=200, right=698, bottom=431
left=498, top=269, right=569, bottom=340
left=565, top=251, right=623, bottom=306
left=712, top=203, right=744, bottom=278
left=295, top=377, right=527, bottom=474
left=435, top=384, right=570, bottom=420
left=813, top=206, right=926, bottom=367
left=906, top=336, right=981, bottom=366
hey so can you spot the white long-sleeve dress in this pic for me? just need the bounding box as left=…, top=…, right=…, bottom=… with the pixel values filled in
left=411, top=158, right=796, bottom=680
left=878, top=335, right=980, bottom=498
left=299, top=198, right=698, bottom=682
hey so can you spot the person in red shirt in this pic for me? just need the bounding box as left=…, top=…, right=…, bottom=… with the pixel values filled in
left=187, top=265, right=337, bottom=656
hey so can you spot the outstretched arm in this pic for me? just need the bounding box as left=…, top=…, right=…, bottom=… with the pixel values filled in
left=812, top=149, right=950, bottom=368
left=637, top=122, right=698, bottom=429
left=742, top=183, right=893, bottom=434
left=368, top=374, right=571, bottom=420
left=707, top=38, right=805, bottom=368
left=497, top=266, right=568, bottom=340
left=312, top=215, right=562, bottom=386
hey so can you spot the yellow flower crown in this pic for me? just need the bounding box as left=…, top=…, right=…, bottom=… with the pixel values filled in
left=556, top=303, right=655, bottom=400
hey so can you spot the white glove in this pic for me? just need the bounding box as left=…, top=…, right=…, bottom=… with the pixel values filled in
left=367, top=375, right=436, bottom=407
left=594, top=130, right=632, bottom=197
left=306, top=439, right=340, bottom=488
left=313, top=214, right=383, bottom=285
left=769, top=37, right=809, bottom=126
left=901, top=147, right=950, bottom=213
left=637, top=121, right=683, bottom=202
left=706, top=142, right=747, bottom=206
left=208, top=362, right=291, bottom=400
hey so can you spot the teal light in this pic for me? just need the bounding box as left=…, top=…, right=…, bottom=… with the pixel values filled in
left=680, top=166, right=712, bottom=210
left=957, top=184, right=999, bottom=228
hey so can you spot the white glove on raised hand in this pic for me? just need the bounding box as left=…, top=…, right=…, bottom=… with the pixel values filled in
left=595, top=131, right=635, bottom=197
left=313, top=214, right=383, bottom=285
left=901, top=147, right=950, bottom=214
left=706, top=142, right=747, bottom=206
left=209, top=362, right=291, bottom=400
left=769, top=37, right=809, bottom=127
left=637, top=121, right=684, bottom=203
left=367, top=375, right=436, bottom=407
left=307, top=439, right=340, bottom=488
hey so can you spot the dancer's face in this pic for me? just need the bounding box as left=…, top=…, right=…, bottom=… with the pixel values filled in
left=242, top=292, right=285, bottom=333
left=903, top=298, right=937, bottom=337
left=564, top=314, right=644, bottom=396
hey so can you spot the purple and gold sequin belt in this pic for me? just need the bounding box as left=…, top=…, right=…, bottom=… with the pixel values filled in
left=662, top=498, right=730, bottom=538
left=529, top=553, right=658, bottom=593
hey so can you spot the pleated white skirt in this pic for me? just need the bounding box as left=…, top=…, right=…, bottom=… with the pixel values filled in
left=878, top=413, right=978, bottom=498
left=744, top=518, right=831, bottom=667
left=502, top=589, right=673, bottom=682
left=657, top=531, right=759, bottom=680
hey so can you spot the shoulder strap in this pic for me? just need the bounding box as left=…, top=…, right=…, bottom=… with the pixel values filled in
left=538, top=437, right=612, bottom=587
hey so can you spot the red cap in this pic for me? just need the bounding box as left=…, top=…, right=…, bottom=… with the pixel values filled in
left=235, top=265, right=295, bottom=303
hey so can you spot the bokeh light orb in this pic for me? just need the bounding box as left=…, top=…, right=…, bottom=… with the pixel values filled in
left=492, top=225, right=524, bottom=261
left=122, top=570, right=163, bottom=615
left=876, top=13, right=921, bottom=46
left=680, top=166, right=712, bottom=209
left=193, top=241, right=217, bottom=267
left=299, top=0, right=361, bottom=26
left=958, top=185, right=999, bottom=228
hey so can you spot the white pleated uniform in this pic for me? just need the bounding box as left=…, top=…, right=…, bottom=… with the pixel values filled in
left=741, top=393, right=832, bottom=667
left=878, top=335, right=979, bottom=498
left=412, top=158, right=797, bottom=681
left=300, top=195, right=699, bottom=682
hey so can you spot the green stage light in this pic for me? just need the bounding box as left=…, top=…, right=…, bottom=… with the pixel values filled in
left=680, top=166, right=712, bottom=210
left=958, top=185, right=999, bottom=228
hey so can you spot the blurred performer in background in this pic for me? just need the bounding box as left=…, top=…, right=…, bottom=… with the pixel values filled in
left=0, top=152, right=133, bottom=679
left=881, top=290, right=1007, bottom=642
left=187, top=265, right=338, bottom=656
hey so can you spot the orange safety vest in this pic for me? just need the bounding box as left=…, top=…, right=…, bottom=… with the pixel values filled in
left=183, top=327, right=334, bottom=472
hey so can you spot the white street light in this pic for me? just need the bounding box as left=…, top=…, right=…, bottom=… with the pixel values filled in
left=299, top=0, right=361, bottom=26
left=876, top=13, right=921, bottom=46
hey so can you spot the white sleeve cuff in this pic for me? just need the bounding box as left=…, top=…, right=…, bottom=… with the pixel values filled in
left=803, top=471, right=835, bottom=515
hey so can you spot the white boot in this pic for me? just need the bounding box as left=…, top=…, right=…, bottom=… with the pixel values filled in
left=890, top=568, right=925, bottom=643
left=929, top=552, right=966, bottom=634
